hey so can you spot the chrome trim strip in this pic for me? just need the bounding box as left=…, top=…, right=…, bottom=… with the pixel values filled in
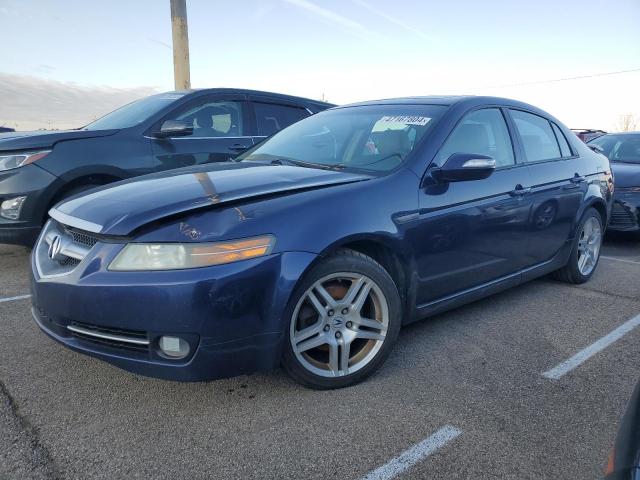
left=67, top=325, right=150, bottom=346
left=49, top=209, right=103, bottom=234
left=145, top=135, right=255, bottom=140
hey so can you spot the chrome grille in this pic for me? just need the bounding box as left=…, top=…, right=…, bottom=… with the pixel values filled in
left=69, top=229, right=99, bottom=248
left=35, top=220, right=99, bottom=278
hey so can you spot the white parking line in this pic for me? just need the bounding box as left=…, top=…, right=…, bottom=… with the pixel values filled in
left=543, top=314, right=640, bottom=380
left=0, top=294, right=31, bottom=304
left=360, top=425, right=462, bottom=480
left=601, top=256, right=640, bottom=266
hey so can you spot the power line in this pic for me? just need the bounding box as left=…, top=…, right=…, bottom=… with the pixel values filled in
left=483, top=67, right=640, bottom=89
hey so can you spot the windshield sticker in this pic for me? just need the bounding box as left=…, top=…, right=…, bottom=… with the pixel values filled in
left=379, top=116, right=431, bottom=126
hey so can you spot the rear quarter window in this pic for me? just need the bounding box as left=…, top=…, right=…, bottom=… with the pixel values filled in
left=510, top=110, right=562, bottom=162
left=254, top=103, right=309, bottom=136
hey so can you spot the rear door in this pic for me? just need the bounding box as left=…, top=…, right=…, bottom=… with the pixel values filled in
left=507, top=109, right=586, bottom=265
left=247, top=97, right=311, bottom=144
left=149, top=94, right=254, bottom=172
left=414, top=107, right=535, bottom=304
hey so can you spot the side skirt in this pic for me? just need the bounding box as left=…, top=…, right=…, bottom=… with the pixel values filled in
left=408, top=243, right=571, bottom=324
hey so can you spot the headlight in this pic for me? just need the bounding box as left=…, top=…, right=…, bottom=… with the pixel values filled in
left=0, top=196, right=27, bottom=220
left=0, top=150, right=50, bottom=172
left=109, top=235, right=276, bottom=271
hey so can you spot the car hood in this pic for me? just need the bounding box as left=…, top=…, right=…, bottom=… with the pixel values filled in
left=52, top=162, right=372, bottom=236
left=0, top=129, right=118, bottom=152
left=611, top=162, right=640, bottom=188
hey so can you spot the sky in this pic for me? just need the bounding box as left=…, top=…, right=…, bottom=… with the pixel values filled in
left=0, top=0, right=639, bottom=131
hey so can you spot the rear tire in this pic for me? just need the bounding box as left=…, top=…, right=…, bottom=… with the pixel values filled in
left=553, top=208, right=603, bottom=284
left=282, top=249, right=401, bottom=389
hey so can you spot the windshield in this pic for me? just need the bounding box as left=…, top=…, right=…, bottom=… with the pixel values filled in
left=589, top=134, right=640, bottom=164
left=83, top=93, right=185, bottom=130
left=239, top=104, right=447, bottom=173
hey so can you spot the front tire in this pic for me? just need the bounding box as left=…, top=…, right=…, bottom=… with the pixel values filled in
left=553, top=208, right=603, bottom=284
left=282, top=249, right=401, bottom=389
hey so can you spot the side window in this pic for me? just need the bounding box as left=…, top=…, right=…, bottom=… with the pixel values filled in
left=437, top=108, right=515, bottom=168
left=254, top=102, right=309, bottom=137
left=167, top=101, right=245, bottom=138
left=510, top=110, right=561, bottom=162
left=551, top=123, right=572, bottom=158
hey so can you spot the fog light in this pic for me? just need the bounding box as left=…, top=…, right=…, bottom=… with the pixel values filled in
left=0, top=196, right=27, bottom=220
left=158, top=336, right=190, bottom=359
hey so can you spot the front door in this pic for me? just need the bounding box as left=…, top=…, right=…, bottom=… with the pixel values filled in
left=413, top=108, right=534, bottom=304
left=150, top=95, right=253, bottom=172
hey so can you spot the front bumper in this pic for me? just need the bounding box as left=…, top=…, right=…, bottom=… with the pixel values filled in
left=608, top=193, right=640, bottom=232
left=0, top=164, right=60, bottom=246
left=31, top=246, right=317, bottom=381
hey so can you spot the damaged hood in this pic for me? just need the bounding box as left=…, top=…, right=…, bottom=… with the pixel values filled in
left=51, top=162, right=371, bottom=236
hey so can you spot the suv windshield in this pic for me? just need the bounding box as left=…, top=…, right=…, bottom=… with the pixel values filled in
left=83, top=93, right=185, bottom=130
left=239, top=104, right=447, bottom=173
left=589, top=134, right=640, bottom=164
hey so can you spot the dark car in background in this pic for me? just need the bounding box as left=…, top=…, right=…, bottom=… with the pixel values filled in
left=572, top=128, right=607, bottom=143
left=30, top=96, right=612, bottom=389
left=0, top=127, right=15, bottom=133
left=0, top=89, right=332, bottom=246
left=605, top=378, right=640, bottom=479
left=588, top=132, right=640, bottom=235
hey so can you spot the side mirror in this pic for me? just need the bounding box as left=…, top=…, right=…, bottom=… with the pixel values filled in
left=588, top=144, right=604, bottom=154
left=153, top=120, right=193, bottom=138
left=431, top=153, right=496, bottom=182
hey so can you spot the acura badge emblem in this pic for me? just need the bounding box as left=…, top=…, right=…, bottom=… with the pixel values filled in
left=48, top=235, right=63, bottom=261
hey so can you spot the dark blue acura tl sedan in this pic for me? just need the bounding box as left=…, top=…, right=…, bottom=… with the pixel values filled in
left=30, top=96, right=613, bottom=389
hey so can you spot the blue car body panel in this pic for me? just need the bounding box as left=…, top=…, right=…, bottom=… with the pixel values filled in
left=30, top=96, right=614, bottom=381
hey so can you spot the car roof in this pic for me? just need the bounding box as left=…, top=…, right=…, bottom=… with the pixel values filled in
left=333, top=95, right=549, bottom=112
left=166, top=88, right=335, bottom=108
left=328, top=95, right=568, bottom=125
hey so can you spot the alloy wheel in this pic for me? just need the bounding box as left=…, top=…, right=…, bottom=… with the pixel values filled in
left=577, top=216, right=602, bottom=276
left=289, top=272, right=389, bottom=378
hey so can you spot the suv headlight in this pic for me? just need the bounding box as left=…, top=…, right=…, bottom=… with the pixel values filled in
left=0, top=150, right=50, bottom=172
left=109, top=235, right=276, bottom=271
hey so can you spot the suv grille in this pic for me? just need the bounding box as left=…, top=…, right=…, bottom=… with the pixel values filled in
left=35, top=220, right=100, bottom=277
left=610, top=202, right=637, bottom=229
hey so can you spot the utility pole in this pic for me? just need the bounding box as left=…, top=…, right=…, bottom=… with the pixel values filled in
left=170, top=0, right=191, bottom=90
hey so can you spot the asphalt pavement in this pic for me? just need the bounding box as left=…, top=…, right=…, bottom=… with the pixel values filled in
left=0, top=236, right=638, bottom=480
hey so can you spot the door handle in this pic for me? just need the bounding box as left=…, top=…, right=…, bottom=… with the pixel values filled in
left=229, top=144, right=250, bottom=152
left=509, top=185, right=532, bottom=197
left=570, top=175, right=586, bottom=184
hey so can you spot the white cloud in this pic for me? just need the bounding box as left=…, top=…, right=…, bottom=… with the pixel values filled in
left=280, top=0, right=374, bottom=39
left=350, top=0, right=430, bottom=40
left=0, top=73, right=159, bottom=131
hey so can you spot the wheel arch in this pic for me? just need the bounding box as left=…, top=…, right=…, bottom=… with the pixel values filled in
left=45, top=173, right=124, bottom=221
left=312, top=234, right=417, bottom=324
left=582, top=197, right=609, bottom=228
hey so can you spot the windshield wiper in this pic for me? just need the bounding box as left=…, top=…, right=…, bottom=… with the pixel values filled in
left=251, top=156, right=346, bottom=171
